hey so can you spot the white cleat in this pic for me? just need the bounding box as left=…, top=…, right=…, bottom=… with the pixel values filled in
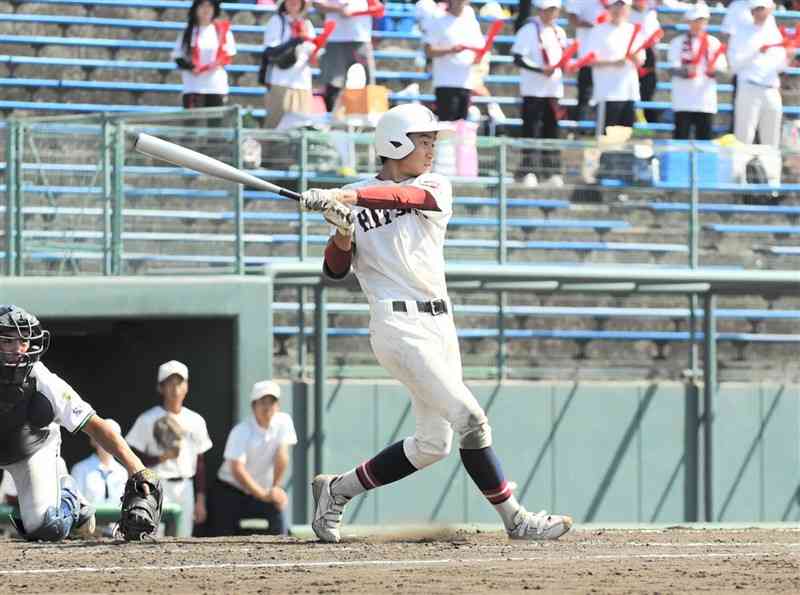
left=508, top=508, right=572, bottom=541
left=311, top=474, right=350, bottom=543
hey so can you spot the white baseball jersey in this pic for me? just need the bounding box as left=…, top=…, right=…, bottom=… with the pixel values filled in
left=511, top=19, right=567, bottom=98
left=344, top=173, right=453, bottom=302
left=30, top=361, right=95, bottom=435
left=217, top=413, right=298, bottom=491
left=125, top=405, right=213, bottom=480
left=70, top=454, right=128, bottom=506
left=668, top=33, right=727, bottom=113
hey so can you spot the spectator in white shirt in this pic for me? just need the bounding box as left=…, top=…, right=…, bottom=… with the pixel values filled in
left=512, top=0, right=567, bottom=187
left=630, top=0, right=660, bottom=122
left=566, top=0, right=608, bottom=121
left=668, top=3, right=727, bottom=139
left=71, top=419, right=128, bottom=507
left=584, top=0, right=646, bottom=131
left=314, top=0, right=378, bottom=111
left=171, top=0, right=237, bottom=110
left=424, top=0, right=485, bottom=121
left=211, top=381, right=297, bottom=536
left=728, top=0, right=791, bottom=146
left=261, top=0, right=316, bottom=129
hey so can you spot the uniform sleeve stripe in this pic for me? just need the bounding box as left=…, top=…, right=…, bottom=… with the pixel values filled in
left=71, top=410, right=96, bottom=434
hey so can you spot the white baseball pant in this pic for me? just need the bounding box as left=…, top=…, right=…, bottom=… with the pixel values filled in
left=368, top=299, right=491, bottom=470
left=734, top=82, right=782, bottom=147
left=162, top=477, right=195, bottom=537
left=2, top=430, right=69, bottom=533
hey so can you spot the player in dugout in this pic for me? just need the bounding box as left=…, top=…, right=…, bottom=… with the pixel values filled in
left=298, top=104, right=573, bottom=543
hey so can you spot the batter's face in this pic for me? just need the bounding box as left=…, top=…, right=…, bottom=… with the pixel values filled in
left=252, top=395, right=279, bottom=428
left=397, top=132, right=437, bottom=177
left=0, top=334, right=29, bottom=364
left=159, top=374, right=189, bottom=413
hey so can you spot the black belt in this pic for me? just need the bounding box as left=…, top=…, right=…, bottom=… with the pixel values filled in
left=165, top=476, right=193, bottom=482
left=392, top=299, right=448, bottom=316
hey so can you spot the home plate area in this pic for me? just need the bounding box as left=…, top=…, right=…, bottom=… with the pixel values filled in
left=1, top=527, right=798, bottom=593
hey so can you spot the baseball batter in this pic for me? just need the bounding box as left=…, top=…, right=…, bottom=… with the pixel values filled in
left=299, top=104, right=572, bottom=543
left=0, top=305, right=152, bottom=541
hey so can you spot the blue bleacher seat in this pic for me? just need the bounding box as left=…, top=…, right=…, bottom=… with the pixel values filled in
left=705, top=223, right=800, bottom=235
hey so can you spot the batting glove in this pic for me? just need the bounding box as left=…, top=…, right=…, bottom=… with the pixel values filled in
left=323, top=201, right=354, bottom=237
left=301, top=188, right=342, bottom=212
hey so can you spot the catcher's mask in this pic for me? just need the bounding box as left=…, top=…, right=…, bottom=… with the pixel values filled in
left=0, top=305, right=50, bottom=386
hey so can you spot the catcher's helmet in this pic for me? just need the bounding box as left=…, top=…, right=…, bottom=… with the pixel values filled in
left=0, top=305, right=50, bottom=385
left=374, top=104, right=450, bottom=160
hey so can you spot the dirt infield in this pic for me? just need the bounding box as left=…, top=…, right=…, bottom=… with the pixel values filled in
left=1, top=526, right=799, bottom=594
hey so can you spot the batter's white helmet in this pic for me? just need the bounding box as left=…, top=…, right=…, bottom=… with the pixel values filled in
left=374, top=104, right=450, bottom=160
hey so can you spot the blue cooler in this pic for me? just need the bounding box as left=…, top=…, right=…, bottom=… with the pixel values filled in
left=659, top=142, right=733, bottom=188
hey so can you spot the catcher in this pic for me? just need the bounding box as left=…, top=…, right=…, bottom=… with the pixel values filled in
left=125, top=360, right=212, bottom=538
left=0, top=305, right=162, bottom=542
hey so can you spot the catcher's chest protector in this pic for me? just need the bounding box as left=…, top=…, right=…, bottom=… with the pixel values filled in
left=0, top=380, right=54, bottom=466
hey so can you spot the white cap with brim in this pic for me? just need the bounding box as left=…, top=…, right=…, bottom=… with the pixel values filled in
left=157, top=360, right=188, bottom=384
left=536, top=0, right=562, bottom=9
left=684, top=3, right=710, bottom=19
left=250, top=380, right=281, bottom=402
left=750, top=0, right=774, bottom=9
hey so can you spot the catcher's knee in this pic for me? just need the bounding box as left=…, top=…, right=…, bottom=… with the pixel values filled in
left=22, top=507, right=71, bottom=542
left=403, top=434, right=452, bottom=469
left=459, top=413, right=492, bottom=450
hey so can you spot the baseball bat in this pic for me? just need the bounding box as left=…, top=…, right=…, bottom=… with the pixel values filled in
left=133, top=133, right=301, bottom=201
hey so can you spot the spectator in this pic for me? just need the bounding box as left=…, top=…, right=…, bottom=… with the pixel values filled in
left=313, top=0, right=378, bottom=111
left=261, top=0, right=316, bottom=129
left=171, top=0, right=237, bottom=110
left=629, top=0, right=660, bottom=122
left=125, top=360, right=213, bottom=538
left=565, top=0, right=608, bottom=122
left=584, top=0, right=645, bottom=132
left=211, top=381, right=297, bottom=536
left=424, top=0, right=485, bottom=121
left=668, top=3, right=726, bottom=140
left=728, top=0, right=790, bottom=147
left=71, top=418, right=128, bottom=507
left=512, top=0, right=567, bottom=187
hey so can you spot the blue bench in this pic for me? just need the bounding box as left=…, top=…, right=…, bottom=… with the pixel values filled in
left=759, top=246, right=800, bottom=256
left=649, top=202, right=800, bottom=216
left=13, top=0, right=276, bottom=13
left=448, top=217, right=629, bottom=232
left=705, top=223, right=800, bottom=235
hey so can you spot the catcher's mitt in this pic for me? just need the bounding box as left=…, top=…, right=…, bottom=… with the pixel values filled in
left=153, top=414, right=184, bottom=452
left=118, top=469, right=163, bottom=541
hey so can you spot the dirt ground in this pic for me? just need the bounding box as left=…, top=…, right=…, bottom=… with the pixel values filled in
left=1, top=526, right=799, bottom=594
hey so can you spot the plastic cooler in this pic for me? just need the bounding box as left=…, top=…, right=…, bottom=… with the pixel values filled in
left=658, top=142, right=733, bottom=188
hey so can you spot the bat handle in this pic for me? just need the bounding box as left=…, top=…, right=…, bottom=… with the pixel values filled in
left=279, top=187, right=302, bottom=201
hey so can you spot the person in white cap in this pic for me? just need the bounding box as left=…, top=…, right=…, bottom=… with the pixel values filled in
left=584, top=0, right=646, bottom=131
left=728, top=0, right=792, bottom=147
left=125, top=360, right=213, bottom=537
left=211, top=380, right=297, bottom=536
left=512, top=0, right=567, bottom=187
left=424, top=0, right=486, bottom=121
left=668, top=3, right=727, bottom=139
left=565, top=0, right=608, bottom=122
left=297, top=103, right=573, bottom=544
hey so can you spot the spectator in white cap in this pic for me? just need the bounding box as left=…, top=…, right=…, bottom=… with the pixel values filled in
left=583, top=0, right=646, bottom=131
left=728, top=0, right=792, bottom=147
left=125, top=360, right=213, bottom=537
left=668, top=2, right=727, bottom=139
left=211, top=380, right=297, bottom=536
left=565, top=0, right=609, bottom=122
left=512, top=0, right=567, bottom=187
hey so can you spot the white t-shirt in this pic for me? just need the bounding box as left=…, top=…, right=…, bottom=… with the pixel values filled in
left=585, top=21, right=644, bottom=102
left=728, top=21, right=787, bottom=88
left=171, top=24, right=237, bottom=95
left=30, top=361, right=95, bottom=434
left=217, top=413, right=297, bottom=492
left=512, top=19, right=567, bottom=98
left=263, top=14, right=315, bottom=90
left=343, top=173, right=453, bottom=302
left=425, top=8, right=485, bottom=90
left=71, top=454, right=128, bottom=506
left=565, top=0, right=607, bottom=57
left=629, top=7, right=660, bottom=39
left=668, top=33, right=727, bottom=113
left=125, top=405, right=213, bottom=480
left=326, top=0, right=373, bottom=43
